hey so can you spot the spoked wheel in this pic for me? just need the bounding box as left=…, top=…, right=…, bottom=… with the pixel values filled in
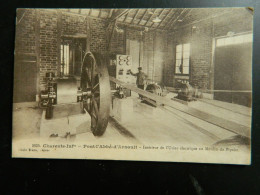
left=80, top=52, right=111, bottom=136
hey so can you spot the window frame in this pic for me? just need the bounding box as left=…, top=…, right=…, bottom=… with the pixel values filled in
left=59, top=38, right=86, bottom=77
left=215, top=32, right=253, bottom=47
left=174, top=43, right=191, bottom=76
left=60, top=43, right=70, bottom=76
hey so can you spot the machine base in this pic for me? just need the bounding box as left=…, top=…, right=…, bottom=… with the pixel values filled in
left=111, top=98, right=134, bottom=123
left=40, top=103, right=91, bottom=138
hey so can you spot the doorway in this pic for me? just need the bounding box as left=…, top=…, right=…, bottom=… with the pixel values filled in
left=214, top=33, right=252, bottom=107
left=58, top=38, right=86, bottom=104
left=60, top=38, right=86, bottom=78
left=13, top=54, right=37, bottom=102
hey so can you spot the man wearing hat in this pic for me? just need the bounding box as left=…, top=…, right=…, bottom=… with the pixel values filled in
left=130, top=67, right=148, bottom=97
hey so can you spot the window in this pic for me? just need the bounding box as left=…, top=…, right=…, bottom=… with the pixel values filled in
left=60, top=38, right=86, bottom=77
left=216, top=33, right=253, bottom=47
left=175, top=43, right=190, bottom=75
left=60, top=44, right=70, bottom=76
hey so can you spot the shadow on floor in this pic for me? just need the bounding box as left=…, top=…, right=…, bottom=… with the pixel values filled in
left=108, top=116, right=136, bottom=139
left=213, top=135, right=250, bottom=147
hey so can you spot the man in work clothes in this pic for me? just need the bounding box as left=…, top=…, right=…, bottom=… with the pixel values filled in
left=130, top=67, right=148, bottom=98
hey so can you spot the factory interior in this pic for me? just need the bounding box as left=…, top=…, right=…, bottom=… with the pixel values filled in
left=13, top=8, right=252, bottom=150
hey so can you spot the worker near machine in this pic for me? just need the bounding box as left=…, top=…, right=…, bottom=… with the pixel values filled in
left=130, top=67, right=148, bottom=98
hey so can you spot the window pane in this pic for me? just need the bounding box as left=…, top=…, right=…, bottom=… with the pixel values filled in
left=183, top=51, right=190, bottom=59
left=233, top=36, right=243, bottom=44
left=175, top=66, right=181, bottom=74
left=176, top=52, right=182, bottom=59
left=176, top=44, right=182, bottom=52
left=175, top=59, right=181, bottom=74
left=243, top=34, right=253, bottom=43
left=64, top=45, right=67, bottom=75
left=176, top=59, right=182, bottom=66
left=216, top=38, right=225, bottom=47
left=225, top=37, right=233, bottom=45
left=183, top=59, right=189, bottom=67
left=60, top=45, right=63, bottom=63
left=183, top=66, right=189, bottom=74
left=217, top=33, right=252, bottom=47
left=66, top=45, right=69, bottom=75
left=183, top=43, right=190, bottom=51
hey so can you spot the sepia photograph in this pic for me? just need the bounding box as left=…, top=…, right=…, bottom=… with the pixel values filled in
left=12, top=8, right=253, bottom=164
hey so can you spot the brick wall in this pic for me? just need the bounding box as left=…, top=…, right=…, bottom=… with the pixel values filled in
left=14, top=9, right=38, bottom=102
left=39, top=10, right=58, bottom=88
left=16, top=9, right=108, bottom=94
left=110, top=27, right=125, bottom=54
left=61, top=13, right=87, bottom=35
left=15, top=8, right=253, bottom=100
left=190, top=20, right=213, bottom=89
left=164, top=34, right=174, bottom=86
left=15, top=9, right=36, bottom=54
left=166, top=8, right=253, bottom=90
left=89, top=18, right=107, bottom=53
left=126, top=28, right=142, bottom=41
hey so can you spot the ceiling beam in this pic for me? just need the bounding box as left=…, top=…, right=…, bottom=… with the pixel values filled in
left=107, top=21, right=116, bottom=51
left=123, top=11, right=130, bottom=22
left=181, top=9, right=192, bottom=21
left=156, top=9, right=174, bottom=29
left=88, top=9, right=92, bottom=16
left=98, top=9, right=102, bottom=18
left=144, top=9, right=157, bottom=26
left=168, top=8, right=192, bottom=30
left=60, top=9, right=105, bottom=21
left=131, top=9, right=140, bottom=24
left=108, top=9, right=114, bottom=18
left=162, top=9, right=183, bottom=30
left=150, top=9, right=165, bottom=28
left=116, top=21, right=168, bottom=32
left=138, top=9, right=148, bottom=25
left=167, top=8, right=187, bottom=30
left=171, top=9, right=234, bottom=31
left=110, top=9, right=130, bottom=22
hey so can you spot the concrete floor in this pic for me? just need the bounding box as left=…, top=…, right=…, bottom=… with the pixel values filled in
left=12, top=102, right=41, bottom=139
left=13, top=95, right=250, bottom=148
left=12, top=79, right=251, bottom=149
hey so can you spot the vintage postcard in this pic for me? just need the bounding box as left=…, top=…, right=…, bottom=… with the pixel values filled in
left=12, top=8, right=253, bottom=164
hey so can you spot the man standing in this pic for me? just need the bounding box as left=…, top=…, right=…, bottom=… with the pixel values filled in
left=130, top=67, right=148, bottom=98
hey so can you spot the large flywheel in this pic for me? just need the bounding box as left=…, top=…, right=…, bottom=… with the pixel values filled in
left=80, top=52, right=111, bottom=136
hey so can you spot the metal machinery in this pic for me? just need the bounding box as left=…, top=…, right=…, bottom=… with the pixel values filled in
left=115, top=55, right=133, bottom=98
left=36, top=51, right=249, bottom=139
left=110, top=76, right=250, bottom=138
left=77, top=52, right=111, bottom=136
left=143, top=83, right=168, bottom=107
left=175, top=81, right=201, bottom=101
left=39, top=72, right=57, bottom=119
